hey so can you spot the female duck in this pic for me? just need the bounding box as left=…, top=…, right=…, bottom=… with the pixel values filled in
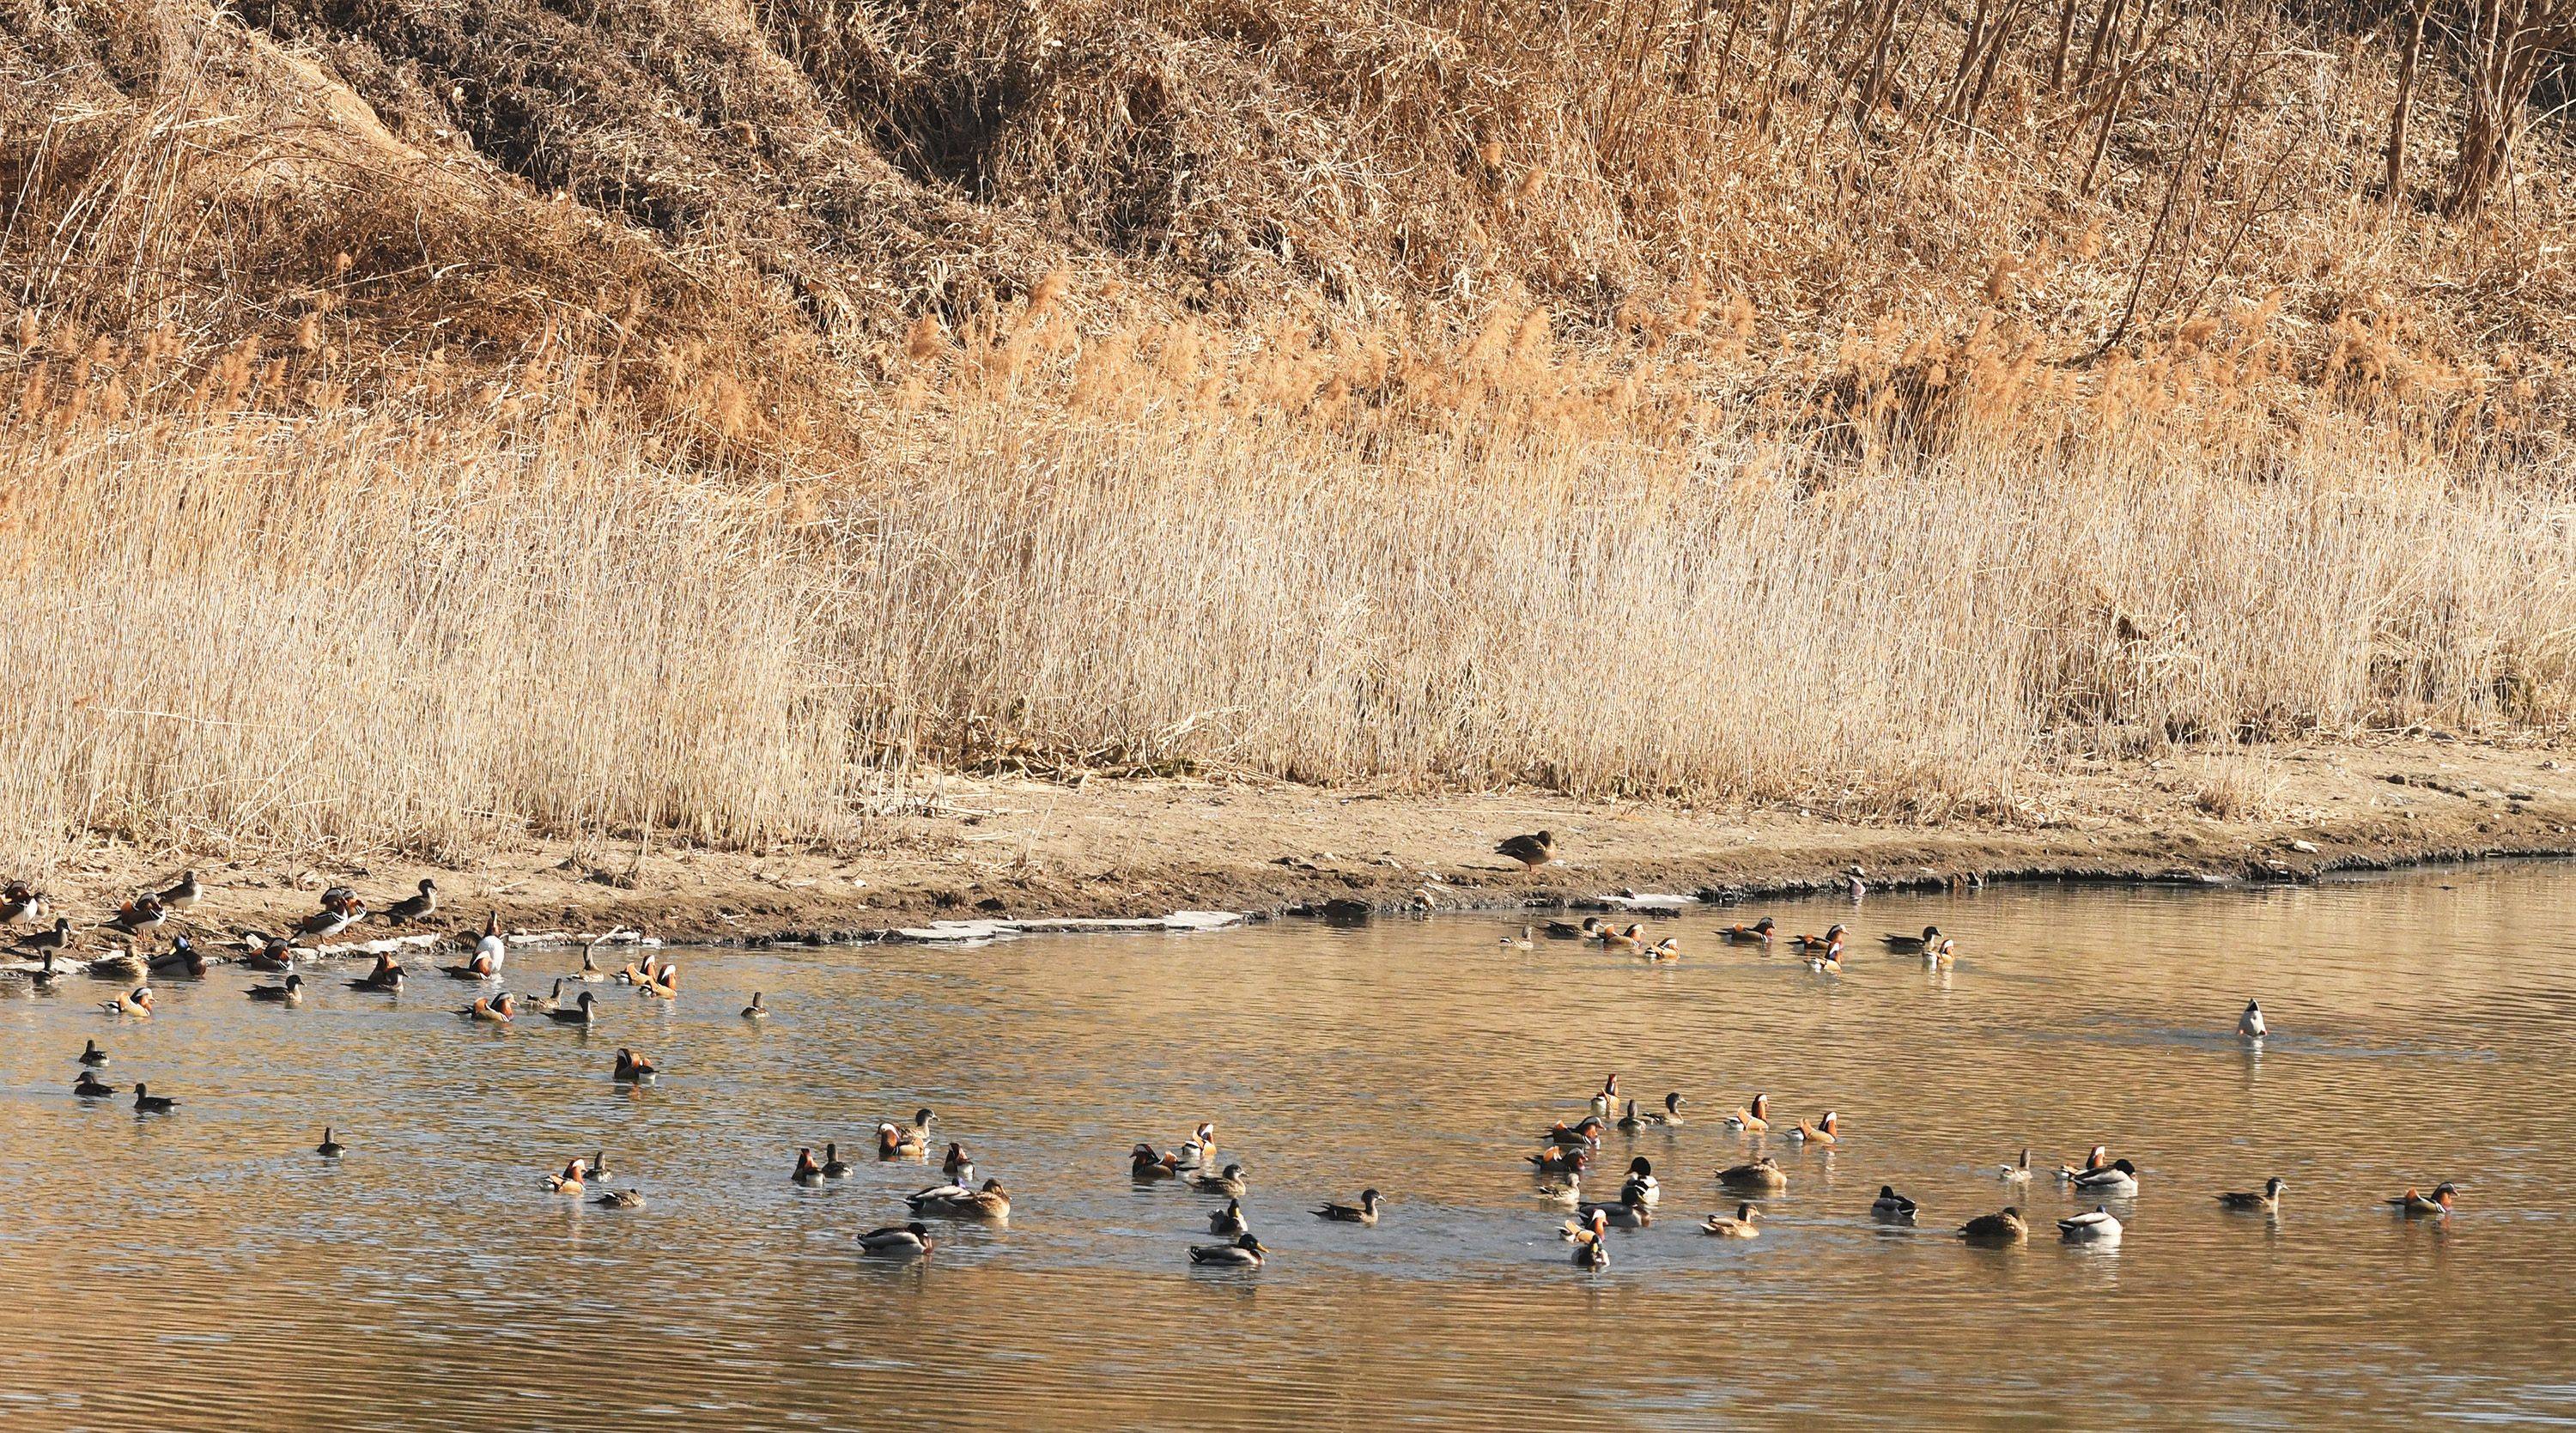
left=1726, top=1094, right=1771, bottom=1132
left=2057, top=1205, right=2123, bottom=1244
left=2216, top=1177, right=2286, bottom=1213
left=593, top=1188, right=647, bottom=1209
left=1959, top=1207, right=2027, bottom=1244
left=1188, top=1233, right=1267, bottom=1267
left=1717, top=1157, right=1789, bottom=1193
left=909, top=1179, right=1012, bottom=1220
left=821, top=1143, right=854, bottom=1178
left=246, top=973, right=304, bottom=1005
left=1314, top=1188, right=1383, bottom=1224
left=1642, top=1092, right=1686, bottom=1126
left=1188, top=1163, right=1249, bottom=1198
left=1702, top=1203, right=1761, bottom=1238
left=859, top=1223, right=936, bottom=1258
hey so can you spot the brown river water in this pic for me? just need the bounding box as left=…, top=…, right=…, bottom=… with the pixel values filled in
left=3, top=863, right=2574, bottom=1429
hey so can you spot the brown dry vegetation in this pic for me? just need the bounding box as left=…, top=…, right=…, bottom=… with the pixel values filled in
left=3, top=0, right=2576, bottom=879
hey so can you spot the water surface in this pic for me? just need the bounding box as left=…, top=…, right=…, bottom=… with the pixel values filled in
left=5, top=864, right=2574, bottom=1428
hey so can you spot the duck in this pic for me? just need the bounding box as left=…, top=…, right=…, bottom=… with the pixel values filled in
left=878, top=1121, right=928, bottom=1160
left=1616, top=1099, right=1647, bottom=1132
left=77, top=1038, right=107, bottom=1067
left=526, top=978, right=568, bottom=1013
left=457, top=993, right=513, bottom=1023
left=1642, top=1091, right=1686, bottom=1126
left=1872, top=1185, right=1920, bottom=1222
left=246, top=973, right=304, bottom=1005
left=1619, top=1157, right=1661, bottom=1205
left=132, top=1082, right=178, bottom=1113
left=1544, top=916, right=1608, bottom=940
left=148, top=935, right=207, bottom=978
left=1132, top=1142, right=1182, bottom=1180
left=2057, top=1145, right=2112, bottom=1183
left=909, top=1178, right=1012, bottom=1220
left=1560, top=1207, right=1613, bottom=1247
left=1805, top=942, right=1844, bottom=975
left=1844, top=865, right=1868, bottom=899
left=2069, top=1159, right=2139, bottom=1195
left=2057, top=1205, right=2123, bottom=1243
left=88, top=944, right=146, bottom=978
left=1589, top=1074, right=1620, bottom=1120
left=593, top=1188, right=647, bottom=1209
left=240, top=936, right=295, bottom=973
left=2239, top=999, right=2267, bottom=1040
left=1495, top=830, right=1557, bottom=871
left=99, top=986, right=153, bottom=1017
left=1574, top=1236, right=1608, bottom=1270
left=1959, top=1206, right=2027, bottom=1243
left=72, top=1071, right=117, bottom=1097
left=101, top=895, right=167, bottom=937
left=572, top=946, right=609, bottom=982
left=1718, top=916, right=1776, bottom=944
left=544, top=1158, right=586, bottom=1193
left=13, top=916, right=71, bottom=954
left=1998, top=1147, right=2032, bottom=1185
left=0, top=886, right=45, bottom=926
left=1209, top=1198, right=1249, bottom=1236
left=741, top=992, right=769, bottom=1020
left=792, top=1148, right=826, bottom=1185
left=1543, top=1117, right=1607, bottom=1149
left=820, top=1143, right=853, bottom=1179
left=611, top=1047, right=657, bottom=1082
left=471, top=910, right=507, bottom=971
left=1717, top=1157, right=1789, bottom=1192
left=1726, top=1094, right=1771, bottom=1132
left=639, top=962, right=678, bottom=999
left=942, top=1143, right=975, bottom=1184
left=317, top=1126, right=344, bottom=1157
left=1535, top=1171, right=1584, bottom=1208
left=347, top=955, right=404, bottom=993
left=2388, top=1182, right=2458, bottom=1217
left=1881, top=924, right=1941, bottom=953
left=1789, top=1112, right=1840, bottom=1147
left=1500, top=925, right=1534, bottom=950
left=378, top=878, right=438, bottom=925
left=1188, top=1232, right=1267, bottom=1267
left=859, top=1222, right=936, bottom=1258
left=1643, top=937, right=1681, bottom=962
left=1170, top=1121, right=1218, bottom=1169
left=1315, top=1188, right=1383, bottom=1224
left=441, top=950, right=502, bottom=981
left=588, top=1150, right=612, bottom=1178
left=2216, top=1176, right=2287, bottom=1213
left=1702, top=1202, right=1762, bottom=1238
left=294, top=899, right=362, bottom=941
left=546, top=990, right=598, bottom=1026
left=1598, top=924, right=1647, bottom=956
left=1188, top=1163, right=1249, bottom=1198
left=1924, top=939, right=1957, bottom=969
left=1790, top=923, right=1847, bottom=952
left=1527, top=1145, right=1589, bottom=1175
left=1577, top=1187, right=1652, bottom=1229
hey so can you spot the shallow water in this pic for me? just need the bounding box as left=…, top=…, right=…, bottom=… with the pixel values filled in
left=5, top=864, right=2576, bottom=1429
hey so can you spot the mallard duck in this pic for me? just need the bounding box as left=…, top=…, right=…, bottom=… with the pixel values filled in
left=1616, top=1099, right=1647, bottom=1132
left=593, top=1188, right=646, bottom=1209
left=1641, top=1091, right=1686, bottom=1126
left=2239, top=999, right=2267, bottom=1040
left=1619, top=1157, right=1661, bottom=1205
left=1544, top=917, right=1608, bottom=940
left=148, top=935, right=207, bottom=978
left=1495, top=831, right=1557, bottom=870
left=792, top=1148, right=825, bottom=1185
left=1188, top=1163, right=1249, bottom=1198
left=1789, top=1112, right=1840, bottom=1147
left=910, top=1179, right=1012, bottom=1220
left=741, top=992, right=769, bottom=1020
left=2069, top=1159, right=2139, bottom=1195
left=1999, top=1147, right=2032, bottom=1184
left=1188, top=1232, right=1266, bottom=1267
left=859, top=1222, right=936, bottom=1258
left=1790, top=923, right=1847, bottom=952
left=132, top=1082, right=178, bottom=1113
left=1577, top=1187, right=1652, bottom=1229
left=13, top=916, right=71, bottom=954
left=544, top=1158, right=586, bottom=1194
left=611, top=1047, right=657, bottom=1082
left=101, top=895, right=167, bottom=937
left=1872, top=1185, right=1919, bottom=1222
left=2216, top=1176, right=2287, bottom=1212
left=1881, top=924, right=1941, bottom=953
left=1535, top=1171, right=1583, bottom=1208
left=546, top=990, right=598, bottom=1025
left=240, top=936, right=295, bottom=973
left=77, top=1038, right=107, bottom=1067
left=2057, top=1145, right=2112, bottom=1183
left=639, top=962, right=678, bottom=999
left=817, top=1142, right=852, bottom=1179
left=1702, top=1202, right=1762, bottom=1238
left=2388, top=1182, right=2458, bottom=1217
left=1959, top=1207, right=2027, bottom=1243
left=72, top=1071, right=117, bottom=1097
left=1209, top=1198, right=1249, bottom=1235
left=1501, top=925, right=1534, bottom=950
left=99, top=986, right=153, bottom=1017
left=246, top=973, right=304, bottom=1005
left=1718, top=1157, right=1788, bottom=1192
left=1315, top=1188, right=1383, bottom=1224
left=1719, top=917, right=1776, bottom=944
left=942, top=1143, right=975, bottom=1184
left=1726, top=1094, right=1771, bottom=1132
left=2057, top=1205, right=2123, bottom=1243
left=378, top=878, right=438, bottom=925
left=878, top=1122, right=927, bottom=1160
left=317, top=1126, right=344, bottom=1157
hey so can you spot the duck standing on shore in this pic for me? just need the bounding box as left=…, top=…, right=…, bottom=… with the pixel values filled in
left=1495, top=831, right=1558, bottom=871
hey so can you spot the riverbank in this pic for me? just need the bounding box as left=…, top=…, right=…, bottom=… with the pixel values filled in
left=15, top=732, right=2573, bottom=951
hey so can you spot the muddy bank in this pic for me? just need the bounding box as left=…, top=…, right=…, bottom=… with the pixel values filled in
left=15, top=735, right=2576, bottom=953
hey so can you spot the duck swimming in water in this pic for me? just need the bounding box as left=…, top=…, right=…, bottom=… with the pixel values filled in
left=545, top=1159, right=587, bottom=1194
left=908, top=1179, right=1012, bottom=1220
left=2057, top=1205, right=2123, bottom=1243
left=1589, top=1075, right=1620, bottom=1121
left=1999, top=1147, right=2032, bottom=1185
left=1959, top=1207, right=2027, bottom=1243
left=315, top=1126, right=344, bottom=1157
left=1500, top=925, right=1534, bottom=950
left=878, top=1122, right=927, bottom=1160
left=1188, top=1232, right=1266, bottom=1267
left=639, top=962, right=678, bottom=999
left=792, top=1148, right=825, bottom=1185
left=2069, top=1159, right=2139, bottom=1196
left=1188, top=1163, right=1249, bottom=1198
left=942, top=1143, right=975, bottom=1185
left=1790, top=923, right=1846, bottom=952
left=1576, top=1187, right=1652, bottom=1230
left=2057, top=1145, right=2112, bottom=1183
left=457, top=993, right=513, bottom=1023
left=78, top=1039, right=107, bottom=1067
left=1702, top=1202, right=1761, bottom=1238
left=1598, top=925, right=1647, bottom=956
left=1881, top=925, right=1942, bottom=953
left=347, top=954, right=404, bottom=993
left=2388, top=1182, right=2458, bottom=1217
left=593, top=1188, right=647, bottom=1209
left=1726, top=1094, right=1771, bottom=1132
left=1544, top=917, right=1608, bottom=940
left=1872, top=1186, right=1919, bottom=1222
left=1619, top=1157, right=1660, bottom=1205
left=2216, top=1177, right=2287, bottom=1213
left=1315, top=1188, right=1383, bottom=1224
left=1209, top=1198, right=1249, bottom=1236
left=1542, top=1117, right=1607, bottom=1149
left=1641, top=1091, right=1686, bottom=1126
left=132, top=1083, right=177, bottom=1114
left=246, top=973, right=304, bottom=1005
left=860, top=1223, right=936, bottom=1258
left=611, top=1047, right=657, bottom=1082
left=2239, top=999, right=2267, bottom=1040
left=1923, top=938, right=1956, bottom=969
left=741, top=992, right=769, bottom=1020
left=1718, top=1157, right=1789, bottom=1192
left=73, top=1071, right=116, bottom=1098
left=99, top=986, right=153, bottom=1018
left=546, top=991, right=598, bottom=1026
left=1789, top=1111, right=1840, bottom=1147
left=1719, top=917, right=1776, bottom=944
left=1527, top=1145, right=1589, bottom=1176
left=1806, top=942, right=1844, bottom=975
left=1132, top=1143, right=1182, bottom=1180
left=821, top=1143, right=853, bottom=1179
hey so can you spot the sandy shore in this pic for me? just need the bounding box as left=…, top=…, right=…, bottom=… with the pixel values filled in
left=14, top=734, right=2575, bottom=952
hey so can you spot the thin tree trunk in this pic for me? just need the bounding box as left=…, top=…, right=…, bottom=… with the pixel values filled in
left=2384, top=0, right=2433, bottom=209
left=2047, top=0, right=2080, bottom=89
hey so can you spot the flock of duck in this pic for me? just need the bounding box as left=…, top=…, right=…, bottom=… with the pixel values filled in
left=9, top=854, right=2473, bottom=1271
